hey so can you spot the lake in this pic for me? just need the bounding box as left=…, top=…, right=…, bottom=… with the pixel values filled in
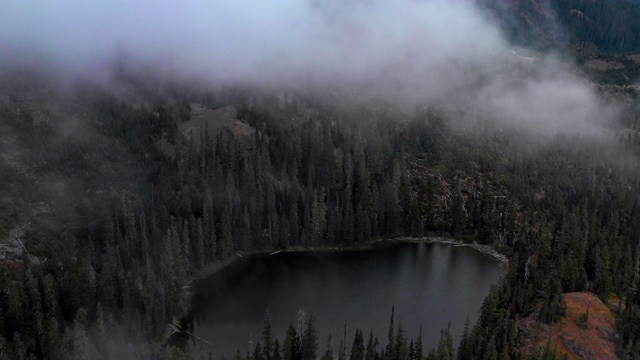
left=189, top=242, right=504, bottom=358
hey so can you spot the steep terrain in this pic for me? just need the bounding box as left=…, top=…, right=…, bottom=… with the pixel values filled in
left=2, top=10, right=640, bottom=355
left=518, top=292, right=617, bottom=359
left=480, top=0, right=640, bottom=54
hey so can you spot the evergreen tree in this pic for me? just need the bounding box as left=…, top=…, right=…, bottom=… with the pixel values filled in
left=393, top=323, right=407, bottom=360
left=386, top=306, right=395, bottom=359
left=302, top=314, right=318, bottom=360
left=273, top=340, right=282, bottom=360
left=263, top=309, right=275, bottom=360
left=283, top=324, right=300, bottom=360
left=0, top=335, right=8, bottom=360
left=456, top=319, right=471, bottom=360
left=220, top=206, right=234, bottom=259
left=321, top=335, right=334, bottom=360
left=338, top=321, right=347, bottom=360
left=254, top=342, right=265, bottom=360
left=435, top=324, right=453, bottom=360
left=365, top=331, right=376, bottom=360
left=13, top=332, right=27, bottom=360
left=349, top=329, right=365, bottom=360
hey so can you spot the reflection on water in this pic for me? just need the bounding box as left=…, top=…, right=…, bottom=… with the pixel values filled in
left=190, top=243, right=504, bottom=358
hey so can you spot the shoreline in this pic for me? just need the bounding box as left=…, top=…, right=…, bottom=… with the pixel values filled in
left=391, top=236, right=510, bottom=265
left=192, top=241, right=386, bottom=282
left=173, top=236, right=507, bottom=345
left=193, top=236, right=508, bottom=283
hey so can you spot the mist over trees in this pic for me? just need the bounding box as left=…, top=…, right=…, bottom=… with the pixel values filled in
left=1, top=0, right=640, bottom=359
left=0, top=62, right=639, bottom=358
left=482, top=0, right=640, bottom=53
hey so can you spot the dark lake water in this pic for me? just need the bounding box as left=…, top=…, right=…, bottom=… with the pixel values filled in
left=189, top=242, right=504, bottom=358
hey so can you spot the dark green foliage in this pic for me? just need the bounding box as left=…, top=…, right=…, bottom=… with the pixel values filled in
left=301, top=314, right=318, bottom=360
left=349, top=329, right=365, bottom=360
left=365, top=331, right=377, bottom=360
left=575, top=308, right=589, bottom=329
left=338, top=321, right=347, bottom=360
left=386, top=306, right=395, bottom=360
left=481, top=0, right=640, bottom=53
left=554, top=0, right=640, bottom=53
left=267, top=309, right=448, bottom=360
left=263, top=309, right=275, bottom=360
left=2, top=65, right=640, bottom=360
left=282, top=324, right=300, bottom=360
left=320, top=336, right=333, bottom=360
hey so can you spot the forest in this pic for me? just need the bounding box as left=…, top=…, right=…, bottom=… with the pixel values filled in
left=5, top=0, right=640, bottom=359
left=481, top=0, right=640, bottom=53
left=0, top=55, right=639, bottom=360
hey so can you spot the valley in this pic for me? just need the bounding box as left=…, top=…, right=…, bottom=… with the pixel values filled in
left=2, top=1, right=640, bottom=359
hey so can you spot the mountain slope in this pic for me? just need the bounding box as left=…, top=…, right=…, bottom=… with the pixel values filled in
left=480, top=0, right=640, bottom=54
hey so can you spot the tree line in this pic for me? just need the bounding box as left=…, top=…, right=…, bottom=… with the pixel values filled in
left=0, top=71, right=639, bottom=359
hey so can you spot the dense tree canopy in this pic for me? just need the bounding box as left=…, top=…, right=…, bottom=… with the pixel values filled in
left=0, top=64, right=639, bottom=359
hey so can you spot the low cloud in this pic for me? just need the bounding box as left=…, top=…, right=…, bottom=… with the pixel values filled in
left=0, top=0, right=626, bottom=141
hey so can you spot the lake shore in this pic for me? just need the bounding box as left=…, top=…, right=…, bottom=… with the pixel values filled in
left=391, top=236, right=509, bottom=265
left=187, top=237, right=507, bottom=356
left=193, top=236, right=508, bottom=283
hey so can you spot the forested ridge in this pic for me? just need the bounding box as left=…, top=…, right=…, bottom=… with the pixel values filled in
left=1, top=64, right=640, bottom=360
left=480, top=0, right=640, bottom=54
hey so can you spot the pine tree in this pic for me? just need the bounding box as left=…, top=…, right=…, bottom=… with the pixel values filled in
left=262, top=309, right=275, bottom=360
left=181, top=219, right=192, bottom=273
left=408, top=340, right=415, bottom=360
left=482, top=335, right=497, bottom=360
left=0, top=335, right=7, bottom=360
left=24, top=268, right=44, bottom=353
left=393, top=323, right=406, bottom=360
left=13, top=332, right=27, bottom=360
left=386, top=306, right=395, bottom=359
left=302, top=314, right=318, bottom=360
left=414, top=327, right=422, bottom=360
left=365, top=331, right=376, bottom=360
left=254, top=342, right=265, bottom=360
left=457, top=319, right=471, bottom=360
left=350, top=329, right=365, bottom=360
left=321, top=335, right=333, bottom=360
left=42, top=317, right=60, bottom=359
left=235, top=349, right=246, bottom=360
left=195, top=217, right=205, bottom=269
left=290, top=197, right=300, bottom=246
left=220, top=206, right=233, bottom=259
left=282, top=324, right=299, bottom=360
left=273, top=340, right=282, bottom=360
left=435, top=324, right=453, bottom=360
left=100, top=222, right=118, bottom=309
left=338, top=321, right=347, bottom=360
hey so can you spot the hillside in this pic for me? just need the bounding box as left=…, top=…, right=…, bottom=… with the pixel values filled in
left=1, top=60, right=640, bottom=358
left=3, top=0, right=640, bottom=356
left=480, top=0, right=640, bottom=54
left=518, top=292, right=617, bottom=359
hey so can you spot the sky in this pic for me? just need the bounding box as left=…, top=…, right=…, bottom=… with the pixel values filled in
left=0, top=0, right=623, bottom=142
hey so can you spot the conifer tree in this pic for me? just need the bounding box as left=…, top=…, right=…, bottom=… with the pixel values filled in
left=302, top=314, right=318, bottom=360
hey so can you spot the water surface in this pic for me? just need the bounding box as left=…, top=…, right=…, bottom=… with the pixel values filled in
left=190, top=242, right=504, bottom=357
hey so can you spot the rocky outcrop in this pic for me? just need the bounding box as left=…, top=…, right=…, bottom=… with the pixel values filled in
left=518, top=292, right=618, bottom=359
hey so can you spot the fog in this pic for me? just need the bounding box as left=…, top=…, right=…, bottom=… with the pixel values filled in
left=1, top=0, right=504, bottom=83
left=0, top=0, right=624, bottom=139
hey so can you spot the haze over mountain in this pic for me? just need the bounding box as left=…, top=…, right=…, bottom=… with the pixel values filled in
left=0, top=0, right=629, bottom=145
left=1, top=1, right=640, bottom=360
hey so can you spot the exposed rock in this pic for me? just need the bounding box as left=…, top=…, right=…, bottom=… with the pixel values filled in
left=585, top=59, right=625, bottom=71
left=0, top=225, right=25, bottom=260
left=518, top=292, right=617, bottom=360
left=179, top=104, right=254, bottom=146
